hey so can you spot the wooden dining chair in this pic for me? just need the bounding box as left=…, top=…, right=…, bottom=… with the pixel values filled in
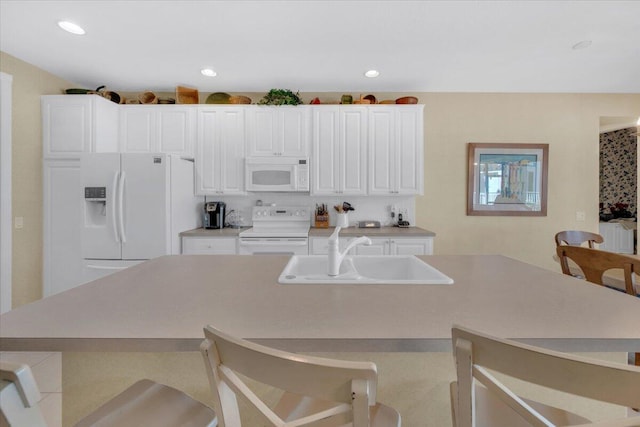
left=449, top=325, right=640, bottom=427
left=556, top=245, right=639, bottom=296
left=201, top=325, right=401, bottom=427
left=556, top=245, right=640, bottom=367
left=554, top=230, right=604, bottom=248
left=0, top=361, right=217, bottom=427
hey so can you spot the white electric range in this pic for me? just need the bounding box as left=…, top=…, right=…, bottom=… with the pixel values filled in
left=238, top=205, right=310, bottom=255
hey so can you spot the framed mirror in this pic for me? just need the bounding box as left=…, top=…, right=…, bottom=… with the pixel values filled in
left=467, top=143, right=548, bottom=216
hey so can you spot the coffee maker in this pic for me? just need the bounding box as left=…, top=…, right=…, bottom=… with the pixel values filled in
left=203, top=202, right=226, bottom=229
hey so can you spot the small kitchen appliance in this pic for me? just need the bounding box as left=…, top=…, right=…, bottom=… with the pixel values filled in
left=204, top=201, right=226, bottom=229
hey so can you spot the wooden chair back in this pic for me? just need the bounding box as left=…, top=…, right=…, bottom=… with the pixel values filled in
left=201, top=325, right=379, bottom=427
left=450, top=325, right=640, bottom=427
left=556, top=245, right=640, bottom=296
left=554, top=230, right=604, bottom=248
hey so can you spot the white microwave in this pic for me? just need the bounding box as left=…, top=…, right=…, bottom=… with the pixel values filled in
left=245, top=157, right=309, bottom=192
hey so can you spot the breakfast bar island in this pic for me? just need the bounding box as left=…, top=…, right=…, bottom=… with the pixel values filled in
left=2, top=254, right=640, bottom=425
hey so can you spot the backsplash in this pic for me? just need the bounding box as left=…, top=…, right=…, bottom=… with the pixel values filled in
left=201, top=194, right=416, bottom=228
left=599, top=127, right=637, bottom=216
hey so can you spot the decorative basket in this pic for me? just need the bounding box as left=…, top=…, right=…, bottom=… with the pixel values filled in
left=176, top=86, right=199, bottom=104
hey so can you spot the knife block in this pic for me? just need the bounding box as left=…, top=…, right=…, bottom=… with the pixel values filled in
left=314, top=214, right=329, bottom=228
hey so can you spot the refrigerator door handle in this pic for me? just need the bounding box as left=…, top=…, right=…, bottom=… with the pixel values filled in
left=111, top=171, right=120, bottom=243
left=118, top=171, right=127, bottom=243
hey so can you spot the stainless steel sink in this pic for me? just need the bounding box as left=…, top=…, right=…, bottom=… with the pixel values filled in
left=278, top=255, right=454, bottom=285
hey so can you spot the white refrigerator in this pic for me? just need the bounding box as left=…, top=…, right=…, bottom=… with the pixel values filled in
left=81, top=153, right=199, bottom=282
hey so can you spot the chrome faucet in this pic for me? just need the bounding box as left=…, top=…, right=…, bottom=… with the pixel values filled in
left=327, top=227, right=372, bottom=276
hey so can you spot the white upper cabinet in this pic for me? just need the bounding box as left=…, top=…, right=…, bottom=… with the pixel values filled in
left=120, top=105, right=195, bottom=157
left=195, top=107, right=246, bottom=195
left=311, top=106, right=367, bottom=195
left=368, top=105, right=424, bottom=195
left=42, top=95, right=119, bottom=158
left=247, top=106, right=310, bottom=157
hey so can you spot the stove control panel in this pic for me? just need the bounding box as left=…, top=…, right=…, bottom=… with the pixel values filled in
left=251, top=206, right=310, bottom=222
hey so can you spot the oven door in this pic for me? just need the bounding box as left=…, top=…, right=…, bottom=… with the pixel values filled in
left=238, top=238, right=308, bottom=255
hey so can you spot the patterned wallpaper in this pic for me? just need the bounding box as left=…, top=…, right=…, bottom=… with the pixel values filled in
left=599, top=127, right=637, bottom=216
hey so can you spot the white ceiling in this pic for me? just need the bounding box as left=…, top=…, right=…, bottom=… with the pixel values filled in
left=1, top=1, right=639, bottom=93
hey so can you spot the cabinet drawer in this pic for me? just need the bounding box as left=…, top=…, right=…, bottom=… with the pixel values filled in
left=182, top=237, right=237, bottom=254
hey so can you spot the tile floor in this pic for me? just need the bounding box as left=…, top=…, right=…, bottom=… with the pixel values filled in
left=0, top=351, right=62, bottom=427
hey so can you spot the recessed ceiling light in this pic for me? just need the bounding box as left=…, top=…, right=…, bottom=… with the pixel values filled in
left=57, top=21, right=85, bottom=35
left=201, top=68, right=217, bottom=77
left=364, top=70, right=380, bottom=78
left=572, top=40, right=592, bottom=50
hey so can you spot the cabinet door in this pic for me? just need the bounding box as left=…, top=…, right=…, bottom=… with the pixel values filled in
left=42, top=96, right=92, bottom=158
left=247, top=107, right=309, bottom=157
left=311, top=107, right=366, bottom=195
left=368, top=108, right=395, bottom=195
left=43, top=160, right=84, bottom=296
left=182, top=237, right=237, bottom=254
left=354, top=238, right=388, bottom=255
left=280, top=107, right=310, bottom=157
left=157, top=107, right=195, bottom=157
left=391, top=238, right=433, bottom=255
left=340, top=107, right=367, bottom=195
left=311, top=107, right=340, bottom=195
left=120, top=106, right=157, bottom=152
left=368, top=106, right=424, bottom=195
left=196, top=107, right=245, bottom=195
left=247, top=107, right=278, bottom=156
left=395, top=107, right=424, bottom=195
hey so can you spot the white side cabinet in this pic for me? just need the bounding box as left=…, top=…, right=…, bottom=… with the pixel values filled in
left=311, top=106, right=367, bottom=195
left=43, top=160, right=85, bottom=296
left=182, top=237, right=237, bottom=254
left=310, top=235, right=433, bottom=256
left=42, top=95, right=119, bottom=158
left=599, top=222, right=635, bottom=254
left=368, top=105, right=424, bottom=195
left=195, top=107, right=246, bottom=195
left=246, top=106, right=310, bottom=157
left=120, top=105, right=195, bottom=157
left=354, top=237, right=433, bottom=255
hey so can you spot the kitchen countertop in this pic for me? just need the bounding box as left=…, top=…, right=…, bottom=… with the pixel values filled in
left=180, top=226, right=435, bottom=238
left=309, top=226, right=435, bottom=237
left=1, top=254, right=638, bottom=354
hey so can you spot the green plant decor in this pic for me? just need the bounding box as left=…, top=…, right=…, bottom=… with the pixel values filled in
left=258, top=89, right=303, bottom=105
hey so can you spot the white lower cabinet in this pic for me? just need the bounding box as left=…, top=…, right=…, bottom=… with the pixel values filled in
left=310, top=235, right=433, bottom=256
left=354, top=237, right=433, bottom=255
left=599, top=222, right=635, bottom=254
left=182, top=237, right=237, bottom=254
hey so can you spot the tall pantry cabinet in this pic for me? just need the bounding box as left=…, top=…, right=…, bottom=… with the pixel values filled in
left=42, top=95, right=119, bottom=296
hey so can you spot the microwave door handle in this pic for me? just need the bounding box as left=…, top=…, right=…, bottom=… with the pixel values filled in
left=292, top=166, right=298, bottom=190
left=118, top=171, right=127, bottom=243
left=111, top=171, right=120, bottom=243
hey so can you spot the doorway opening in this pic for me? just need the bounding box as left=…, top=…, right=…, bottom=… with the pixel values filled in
left=599, top=116, right=639, bottom=254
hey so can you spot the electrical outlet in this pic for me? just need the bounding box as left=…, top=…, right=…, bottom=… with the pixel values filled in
left=576, top=211, right=586, bottom=221
left=14, top=216, right=23, bottom=229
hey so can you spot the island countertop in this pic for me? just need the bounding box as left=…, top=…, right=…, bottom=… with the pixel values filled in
left=1, top=254, right=639, bottom=353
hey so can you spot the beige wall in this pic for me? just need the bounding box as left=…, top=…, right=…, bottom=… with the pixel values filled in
left=419, top=93, right=640, bottom=271
left=1, top=54, right=640, bottom=308
left=0, top=51, right=77, bottom=307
